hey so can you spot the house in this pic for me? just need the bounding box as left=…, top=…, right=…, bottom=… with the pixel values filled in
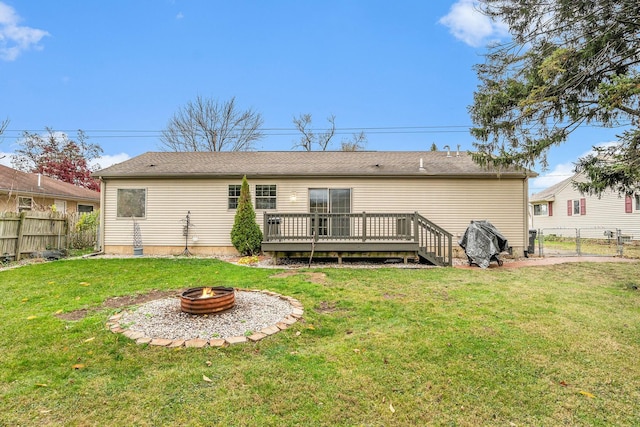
left=0, top=164, right=100, bottom=213
left=530, top=173, right=640, bottom=239
left=94, top=151, right=535, bottom=264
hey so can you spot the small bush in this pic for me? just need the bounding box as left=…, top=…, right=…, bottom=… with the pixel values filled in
left=69, top=210, right=100, bottom=249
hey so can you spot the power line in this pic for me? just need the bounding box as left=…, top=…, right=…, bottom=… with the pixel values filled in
left=0, top=121, right=629, bottom=140
left=0, top=125, right=475, bottom=140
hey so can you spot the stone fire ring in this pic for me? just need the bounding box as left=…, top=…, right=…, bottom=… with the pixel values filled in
left=105, top=288, right=304, bottom=348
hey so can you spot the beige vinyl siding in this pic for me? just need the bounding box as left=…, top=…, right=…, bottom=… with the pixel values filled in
left=102, top=176, right=528, bottom=254
left=531, top=183, right=640, bottom=239
left=280, top=177, right=525, bottom=248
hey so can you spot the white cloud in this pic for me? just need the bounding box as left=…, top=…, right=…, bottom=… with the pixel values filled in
left=439, top=0, right=508, bottom=47
left=91, top=153, right=131, bottom=170
left=0, top=152, right=13, bottom=166
left=529, top=140, right=621, bottom=193
left=530, top=162, right=575, bottom=193
left=176, top=12, right=184, bottom=20
left=0, top=1, right=49, bottom=61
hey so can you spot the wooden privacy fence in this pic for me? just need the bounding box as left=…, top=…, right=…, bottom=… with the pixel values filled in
left=0, top=211, right=68, bottom=261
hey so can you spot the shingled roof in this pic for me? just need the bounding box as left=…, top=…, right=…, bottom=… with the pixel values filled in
left=0, top=164, right=100, bottom=201
left=94, top=151, right=534, bottom=179
left=530, top=175, right=576, bottom=202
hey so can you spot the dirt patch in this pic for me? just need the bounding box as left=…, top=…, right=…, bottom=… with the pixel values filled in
left=57, top=309, right=89, bottom=321
left=316, top=301, right=338, bottom=313
left=306, top=272, right=327, bottom=284
left=56, top=289, right=179, bottom=321
left=270, top=271, right=327, bottom=284
left=102, top=290, right=179, bottom=309
left=382, top=293, right=407, bottom=300
left=270, top=271, right=299, bottom=279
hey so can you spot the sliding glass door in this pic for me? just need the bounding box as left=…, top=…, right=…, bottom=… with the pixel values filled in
left=309, top=188, right=351, bottom=237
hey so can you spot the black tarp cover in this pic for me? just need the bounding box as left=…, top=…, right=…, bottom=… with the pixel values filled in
left=458, top=220, right=509, bottom=268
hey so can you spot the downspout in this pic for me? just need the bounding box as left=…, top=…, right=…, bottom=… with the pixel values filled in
left=96, top=177, right=106, bottom=255
left=523, top=175, right=529, bottom=258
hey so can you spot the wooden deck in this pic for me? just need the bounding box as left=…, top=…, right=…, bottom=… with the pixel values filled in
left=262, top=212, right=453, bottom=266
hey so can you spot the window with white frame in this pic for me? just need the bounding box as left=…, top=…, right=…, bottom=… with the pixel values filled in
left=54, top=199, right=67, bottom=213
left=533, top=203, right=548, bottom=216
left=117, top=188, right=146, bottom=218
left=18, top=197, right=32, bottom=212
left=228, top=185, right=241, bottom=209
left=255, top=184, right=277, bottom=209
left=636, top=194, right=640, bottom=211
left=568, top=198, right=586, bottom=216
left=78, top=204, right=94, bottom=213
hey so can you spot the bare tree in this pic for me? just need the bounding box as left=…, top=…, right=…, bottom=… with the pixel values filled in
left=160, top=96, right=264, bottom=152
left=292, top=114, right=367, bottom=151
left=340, top=131, right=367, bottom=151
left=0, top=118, right=8, bottom=159
left=292, top=114, right=336, bottom=151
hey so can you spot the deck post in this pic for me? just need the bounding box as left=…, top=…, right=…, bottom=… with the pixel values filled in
left=263, top=212, right=268, bottom=241
left=362, top=212, right=367, bottom=242
left=413, top=212, right=419, bottom=247
left=313, top=212, right=319, bottom=242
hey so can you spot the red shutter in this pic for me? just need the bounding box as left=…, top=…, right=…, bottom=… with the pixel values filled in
left=548, top=201, right=553, bottom=216
left=625, top=196, right=633, bottom=213
left=567, top=200, right=572, bottom=216
left=580, top=198, right=586, bottom=215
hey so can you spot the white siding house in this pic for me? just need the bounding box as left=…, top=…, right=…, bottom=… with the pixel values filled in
left=530, top=174, right=640, bottom=239
left=94, top=151, right=535, bottom=261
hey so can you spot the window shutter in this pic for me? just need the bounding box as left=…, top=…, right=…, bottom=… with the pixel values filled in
left=625, top=196, right=633, bottom=213
left=580, top=198, right=586, bottom=215
left=567, top=200, right=572, bottom=216
left=548, top=201, right=553, bottom=216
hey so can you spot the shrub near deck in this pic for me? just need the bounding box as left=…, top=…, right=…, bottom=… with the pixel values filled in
left=0, top=258, right=639, bottom=426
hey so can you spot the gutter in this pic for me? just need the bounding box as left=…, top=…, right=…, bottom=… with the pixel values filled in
left=94, top=171, right=533, bottom=180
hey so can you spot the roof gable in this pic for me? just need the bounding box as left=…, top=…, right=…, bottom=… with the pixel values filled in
left=530, top=173, right=584, bottom=202
left=0, top=164, right=100, bottom=202
left=94, top=151, right=534, bottom=179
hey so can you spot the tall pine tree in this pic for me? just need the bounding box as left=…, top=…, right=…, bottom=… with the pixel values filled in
left=230, top=176, right=263, bottom=255
left=470, top=0, right=640, bottom=195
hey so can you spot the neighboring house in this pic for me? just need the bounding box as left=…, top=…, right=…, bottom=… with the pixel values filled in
left=94, top=151, right=535, bottom=263
left=530, top=173, right=640, bottom=239
left=0, top=164, right=100, bottom=213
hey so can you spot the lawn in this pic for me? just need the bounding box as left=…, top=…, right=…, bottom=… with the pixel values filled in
left=537, top=236, right=640, bottom=258
left=1, top=258, right=639, bottom=426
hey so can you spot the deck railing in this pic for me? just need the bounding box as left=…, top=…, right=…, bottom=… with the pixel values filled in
left=263, top=212, right=452, bottom=266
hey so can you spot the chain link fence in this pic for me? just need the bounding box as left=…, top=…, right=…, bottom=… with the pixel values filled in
left=534, top=227, right=640, bottom=257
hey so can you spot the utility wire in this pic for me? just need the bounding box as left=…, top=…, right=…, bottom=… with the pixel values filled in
left=0, top=121, right=628, bottom=140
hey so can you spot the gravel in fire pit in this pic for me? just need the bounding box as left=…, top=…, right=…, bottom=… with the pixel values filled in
left=119, top=290, right=294, bottom=340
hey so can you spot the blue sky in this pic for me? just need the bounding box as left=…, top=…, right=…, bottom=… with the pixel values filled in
left=0, top=0, right=623, bottom=193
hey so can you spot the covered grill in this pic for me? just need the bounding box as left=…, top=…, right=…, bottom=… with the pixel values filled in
left=458, top=220, right=509, bottom=268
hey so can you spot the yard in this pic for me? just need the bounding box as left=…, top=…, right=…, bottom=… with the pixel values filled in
left=1, top=257, right=639, bottom=426
left=537, top=235, right=640, bottom=258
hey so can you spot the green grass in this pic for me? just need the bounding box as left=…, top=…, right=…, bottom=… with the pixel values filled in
left=1, top=258, right=639, bottom=426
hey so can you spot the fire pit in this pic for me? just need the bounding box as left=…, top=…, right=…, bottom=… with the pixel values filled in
left=180, top=286, right=236, bottom=315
